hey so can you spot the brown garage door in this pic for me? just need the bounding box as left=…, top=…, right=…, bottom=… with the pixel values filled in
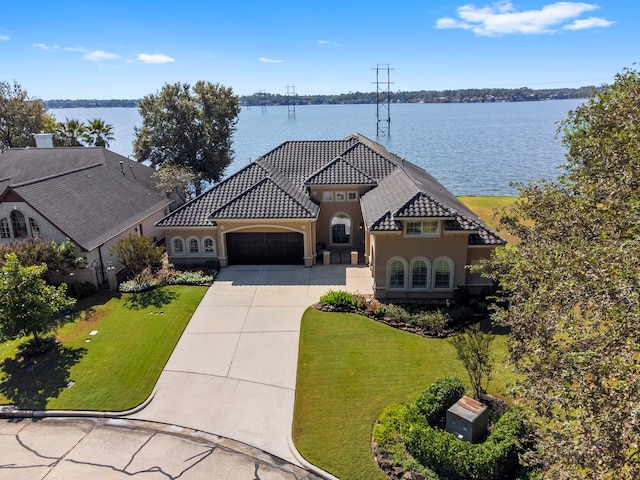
left=226, top=232, right=304, bottom=265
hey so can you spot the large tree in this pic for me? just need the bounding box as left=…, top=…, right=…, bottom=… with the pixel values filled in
left=489, top=67, right=640, bottom=478
left=133, top=81, right=240, bottom=194
left=0, top=253, right=75, bottom=342
left=0, top=80, right=48, bottom=152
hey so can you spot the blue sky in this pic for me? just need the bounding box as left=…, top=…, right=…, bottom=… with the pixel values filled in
left=0, top=1, right=634, bottom=99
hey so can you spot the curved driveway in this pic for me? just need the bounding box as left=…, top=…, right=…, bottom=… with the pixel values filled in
left=130, top=264, right=373, bottom=470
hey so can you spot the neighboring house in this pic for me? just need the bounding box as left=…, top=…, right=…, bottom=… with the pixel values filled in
left=157, top=133, right=505, bottom=300
left=0, top=138, right=173, bottom=285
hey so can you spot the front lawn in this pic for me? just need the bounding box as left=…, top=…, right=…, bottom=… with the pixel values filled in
left=292, top=308, right=517, bottom=480
left=0, top=285, right=207, bottom=411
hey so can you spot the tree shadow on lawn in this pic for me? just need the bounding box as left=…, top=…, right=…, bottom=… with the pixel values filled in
left=123, top=288, right=179, bottom=310
left=0, top=342, right=86, bottom=410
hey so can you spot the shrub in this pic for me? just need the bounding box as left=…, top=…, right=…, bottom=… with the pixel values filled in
left=110, top=235, right=163, bottom=277
left=414, top=376, right=466, bottom=425
left=374, top=377, right=531, bottom=480
left=411, top=310, right=451, bottom=334
left=406, top=407, right=529, bottom=480
left=319, top=290, right=356, bottom=310
left=378, top=303, right=410, bottom=322
left=66, top=280, right=98, bottom=299
left=170, top=270, right=215, bottom=285
left=118, top=279, right=157, bottom=293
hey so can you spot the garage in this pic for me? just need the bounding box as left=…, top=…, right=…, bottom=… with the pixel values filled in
left=226, top=232, right=304, bottom=265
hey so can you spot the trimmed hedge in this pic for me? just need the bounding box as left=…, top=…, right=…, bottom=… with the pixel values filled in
left=373, top=377, right=530, bottom=480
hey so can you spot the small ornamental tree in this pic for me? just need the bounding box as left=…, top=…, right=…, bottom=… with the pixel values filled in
left=448, top=325, right=495, bottom=400
left=109, top=235, right=163, bottom=278
left=0, top=253, right=75, bottom=342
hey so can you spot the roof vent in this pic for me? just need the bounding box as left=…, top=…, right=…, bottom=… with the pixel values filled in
left=33, top=133, right=54, bottom=148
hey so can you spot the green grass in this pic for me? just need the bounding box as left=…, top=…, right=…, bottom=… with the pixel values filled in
left=0, top=285, right=207, bottom=411
left=459, top=195, right=518, bottom=244
left=292, top=309, right=517, bottom=480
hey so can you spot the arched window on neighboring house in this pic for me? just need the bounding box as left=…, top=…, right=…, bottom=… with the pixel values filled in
left=203, top=237, right=216, bottom=255
left=10, top=210, right=27, bottom=238
left=433, top=257, right=454, bottom=290
left=0, top=218, right=10, bottom=238
left=410, top=257, right=430, bottom=289
left=388, top=257, right=408, bottom=289
left=331, top=212, right=352, bottom=244
left=172, top=237, right=184, bottom=255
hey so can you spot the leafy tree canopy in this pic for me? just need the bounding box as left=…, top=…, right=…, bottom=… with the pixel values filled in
left=133, top=81, right=240, bottom=194
left=0, top=252, right=75, bottom=342
left=489, top=66, right=640, bottom=478
left=0, top=80, right=49, bottom=152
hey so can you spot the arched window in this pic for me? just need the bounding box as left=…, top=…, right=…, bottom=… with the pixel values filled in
left=172, top=237, right=184, bottom=255
left=410, top=258, right=430, bottom=289
left=0, top=218, right=10, bottom=238
left=388, top=257, right=407, bottom=289
left=203, top=237, right=216, bottom=255
left=188, top=237, right=200, bottom=254
left=28, top=218, right=41, bottom=238
left=331, top=212, right=352, bottom=244
left=433, top=257, right=454, bottom=289
left=10, top=210, right=27, bottom=238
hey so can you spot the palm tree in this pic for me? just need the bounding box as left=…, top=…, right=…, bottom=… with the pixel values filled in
left=84, top=118, right=115, bottom=147
left=55, top=118, right=87, bottom=147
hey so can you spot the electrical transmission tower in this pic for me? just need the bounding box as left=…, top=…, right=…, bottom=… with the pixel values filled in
left=286, top=85, right=297, bottom=119
left=260, top=90, right=268, bottom=113
left=373, top=64, right=393, bottom=136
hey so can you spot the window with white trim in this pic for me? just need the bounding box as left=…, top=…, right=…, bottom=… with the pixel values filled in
left=10, top=210, right=27, bottom=238
left=172, top=237, right=184, bottom=254
left=331, top=212, right=352, bottom=244
left=0, top=218, right=10, bottom=238
left=434, top=257, right=454, bottom=289
left=388, top=257, right=407, bottom=289
left=410, top=258, right=429, bottom=289
left=203, top=237, right=216, bottom=255
left=405, top=220, right=439, bottom=237
left=188, top=238, right=199, bottom=254
left=28, top=218, right=40, bottom=238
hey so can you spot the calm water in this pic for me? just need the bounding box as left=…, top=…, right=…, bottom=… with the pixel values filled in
left=50, top=99, right=583, bottom=196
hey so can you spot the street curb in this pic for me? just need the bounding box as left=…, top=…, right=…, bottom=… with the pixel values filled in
left=288, top=431, right=340, bottom=480
left=0, top=386, right=156, bottom=420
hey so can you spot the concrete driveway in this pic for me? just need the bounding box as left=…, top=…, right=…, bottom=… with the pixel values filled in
left=130, top=264, right=373, bottom=468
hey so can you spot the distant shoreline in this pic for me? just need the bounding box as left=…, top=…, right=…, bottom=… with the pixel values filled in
left=43, top=86, right=595, bottom=109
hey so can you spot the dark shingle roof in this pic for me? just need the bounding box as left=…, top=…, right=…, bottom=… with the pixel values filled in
left=304, top=156, right=377, bottom=186
left=156, top=133, right=504, bottom=246
left=0, top=147, right=170, bottom=251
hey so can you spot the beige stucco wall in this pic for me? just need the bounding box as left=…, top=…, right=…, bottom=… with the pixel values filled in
left=308, top=186, right=370, bottom=251
left=369, top=225, right=496, bottom=300
left=164, top=218, right=317, bottom=267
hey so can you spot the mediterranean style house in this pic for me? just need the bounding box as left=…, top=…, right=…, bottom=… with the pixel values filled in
left=157, top=133, right=505, bottom=300
left=0, top=138, right=173, bottom=285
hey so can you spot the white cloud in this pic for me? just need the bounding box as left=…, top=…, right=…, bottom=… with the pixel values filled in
left=137, top=53, right=175, bottom=64
left=564, top=16, right=615, bottom=30
left=436, top=1, right=613, bottom=36
left=64, top=46, right=87, bottom=52
left=85, top=50, right=119, bottom=61
left=33, top=43, right=59, bottom=51
left=318, top=40, right=340, bottom=46
left=259, top=57, right=284, bottom=63
left=0, top=34, right=9, bottom=41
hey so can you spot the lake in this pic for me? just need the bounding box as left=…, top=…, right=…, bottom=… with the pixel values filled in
left=50, top=99, right=584, bottom=196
